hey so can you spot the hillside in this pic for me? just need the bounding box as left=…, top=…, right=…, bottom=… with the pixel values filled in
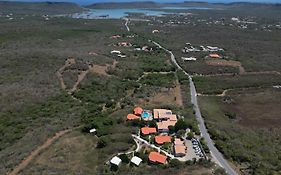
left=0, top=1, right=84, bottom=15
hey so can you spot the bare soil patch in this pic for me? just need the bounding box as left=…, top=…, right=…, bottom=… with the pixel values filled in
left=145, top=85, right=183, bottom=107
left=224, top=88, right=281, bottom=128
left=89, top=59, right=118, bottom=76
left=89, top=64, right=108, bottom=76
left=206, top=60, right=245, bottom=74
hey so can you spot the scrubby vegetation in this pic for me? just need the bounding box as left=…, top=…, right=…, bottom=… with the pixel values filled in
left=193, top=74, right=281, bottom=94
left=2, top=1, right=281, bottom=174
left=199, top=89, right=281, bottom=174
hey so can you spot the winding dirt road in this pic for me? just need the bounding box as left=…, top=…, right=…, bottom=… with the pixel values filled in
left=8, top=129, right=72, bottom=175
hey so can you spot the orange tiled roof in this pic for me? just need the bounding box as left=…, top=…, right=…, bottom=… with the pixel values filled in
left=148, top=152, right=167, bottom=164
left=209, top=54, right=220, bottom=58
left=174, top=145, right=186, bottom=154
left=153, top=109, right=172, bottom=119
left=168, top=115, right=177, bottom=121
left=134, top=107, right=143, bottom=115
left=157, top=120, right=177, bottom=130
left=141, top=127, right=157, bottom=135
left=174, top=138, right=185, bottom=145
left=155, top=135, right=171, bottom=144
left=127, top=114, right=140, bottom=120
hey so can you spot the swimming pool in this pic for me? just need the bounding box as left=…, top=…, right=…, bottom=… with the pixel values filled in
left=142, top=112, right=150, bottom=118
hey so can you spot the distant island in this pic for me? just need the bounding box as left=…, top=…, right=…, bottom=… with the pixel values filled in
left=86, top=1, right=281, bottom=9
left=0, top=1, right=83, bottom=14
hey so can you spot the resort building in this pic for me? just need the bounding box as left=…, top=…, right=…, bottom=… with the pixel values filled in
left=209, top=53, right=221, bottom=59
left=153, top=109, right=173, bottom=120
left=127, top=114, right=140, bottom=120
left=141, top=127, right=157, bottom=135
left=118, top=42, right=132, bottom=47
left=155, top=135, right=171, bottom=145
left=174, top=138, right=186, bottom=157
left=157, top=120, right=177, bottom=133
left=110, top=35, right=121, bottom=39
left=153, top=109, right=178, bottom=133
left=174, top=145, right=186, bottom=157
left=148, top=152, right=167, bottom=164
left=134, top=107, right=143, bottom=116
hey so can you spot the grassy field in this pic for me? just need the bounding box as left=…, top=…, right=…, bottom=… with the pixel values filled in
left=193, top=74, right=281, bottom=94
left=198, top=88, right=281, bottom=174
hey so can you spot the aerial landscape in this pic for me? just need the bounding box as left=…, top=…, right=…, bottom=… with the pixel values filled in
left=0, top=0, right=280, bottom=174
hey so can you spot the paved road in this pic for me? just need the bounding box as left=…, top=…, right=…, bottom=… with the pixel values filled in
left=152, top=41, right=238, bottom=175
left=124, top=18, right=130, bottom=32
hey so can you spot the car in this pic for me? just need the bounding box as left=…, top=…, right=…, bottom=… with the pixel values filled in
left=191, top=138, right=197, bottom=142
left=192, top=141, right=198, bottom=145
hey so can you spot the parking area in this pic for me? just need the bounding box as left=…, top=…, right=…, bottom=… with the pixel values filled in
left=176, top=138, right=204, bottom=161
left=185, top=140, right=198, bottom=160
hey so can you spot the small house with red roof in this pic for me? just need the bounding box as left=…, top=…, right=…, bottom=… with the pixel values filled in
left=134, top=107, right=143, bottom=116
left=209, top=53, right=221, bottom=59
left=127, top=114, right=140, bottom=120
left=148, top=152, right=167, bottom=164
left=141, top=127, right=157, bottom=135
left=155, top=135, right=171, bottom=145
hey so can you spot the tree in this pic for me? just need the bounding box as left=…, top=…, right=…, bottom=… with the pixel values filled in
left=187, top=132, right=194, bottom=139
left=175, top=119, right=188, bottom=132
left=214, top=167, right=227, bottom=175
left=168, top=125, right=175, bottom=134
left=119, top=154, right=130, bottom=164
left=176, top=129, right=186, bottom=137
left=169, top=159, right=181, bottom=168
left=96, top=137, right=107, bottom=148
left=148, top=120, right=157, bottom=127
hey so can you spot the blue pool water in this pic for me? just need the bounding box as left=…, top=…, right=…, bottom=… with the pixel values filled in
left=142, top=112, right=150, bottom=118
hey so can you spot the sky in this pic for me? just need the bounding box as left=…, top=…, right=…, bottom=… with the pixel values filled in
left=2, top=0, right=281, bottom=5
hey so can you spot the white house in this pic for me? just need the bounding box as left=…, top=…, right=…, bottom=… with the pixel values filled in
left=131, top=156, right=142, bottom=166
left=110, top=50, right=121, bottom=54
left=89, top=128, right=96, bottom=133
left=181, top=57, right=197, bottom=61
left=110, top=156, right=122, bottom=166
left=117, top=54, right=126, bottom=58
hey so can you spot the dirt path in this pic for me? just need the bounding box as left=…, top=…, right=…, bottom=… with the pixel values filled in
left=8, top=129, right=72, bottom=175
left=56, top=58, right=76, bottom=90
left=136, top=71, right=174, bottom=82
left=197, top=89, right=229, bottom=97
left=69, top=69, right=90, bottom=94
left=175, top=80, right=184, bottom=106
